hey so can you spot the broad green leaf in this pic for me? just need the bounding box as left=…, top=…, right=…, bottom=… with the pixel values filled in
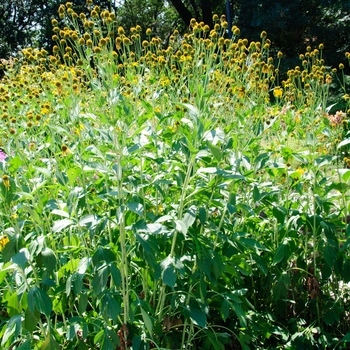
left=67, top=167, right=82, bottom=186
left=93, top=247, right=116, bottom=264
left=1, top=314, right=21, bottom=346
left=206, top=332, right=226, bottom=350
left=273, top=272, right=290, bottom=300
left=33, top=287, right=52, bottom=317
left=323, top=301, right=344, bottom=325
left=155, top=215, right=174, bottom=223
left=273, top=205, right=287, bottom=224
left=8, top=155, right=22, bottom=172
left=272, top=239, right=291, bottom=265
left=101, top=293, right=120, bottom=322
left=51, top=209, right=70, bottom=218
left=78, top=292, right=88, bottom=314
left=239, top=238, right=269, bottom=251
left=110, top=264, right=121, bottom=287
left=141, top=307, right=153, bottom=335
left=324, top=244, right=337, bottom=268
left=132, top=336, right=142, bottom=350
left=221, top=299, right=230, bottom=321
left=127, top=202, right=144, bottom=216
left=66, top=323, right=80, bottom=341
left=7, top=291, right=20, bottom=316
left=207, top=142, right=222, bottom=161
left=232, top=303, right=247, bottom=327
left=182, top=208, right=196, bottom=228
left=77, top=257, right=92, bottom=274
left=16, top=339, right=31, bottom=350
left=199, top=207, right=206, bottom=225
left=187, top=306, right=206, bottom=328
left=175, top=219, right=187, bottom=235
left=337, top=138, right=350, bottom=149
left=12, top=248, right=30, bottom=269
left=41, top=248, right=57, bottom=275
left=339, top=169, right=350, bottom=182
left=253, top=185, right=260, bottom=202
left=92, top=264, right=109, bottom=295
left=52, top=219, right=74, bottom=233
left=162, top=265, right=176, bottom=288
left=341, top=332, right=350, bottom=342
left=41, top=331, right=60, bottom=350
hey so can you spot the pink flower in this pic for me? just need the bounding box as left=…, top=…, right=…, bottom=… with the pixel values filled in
left=0, top=149, right=7, bottom=162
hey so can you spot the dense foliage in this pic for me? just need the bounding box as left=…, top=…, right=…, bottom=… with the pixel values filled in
left=1, top=1, right=350, bottom=349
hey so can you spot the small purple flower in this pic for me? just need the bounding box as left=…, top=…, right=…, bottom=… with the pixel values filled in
left=0, top=149, right=8, bottom=162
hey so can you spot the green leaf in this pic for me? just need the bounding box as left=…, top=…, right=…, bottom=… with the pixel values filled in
left=41, top=248, right=57, bottom=275
left=7, top=290, right=20, bottom=316
left=17, top=339, right=31, bottom=350
left=78, top=292, right=88, bottom=314
left=221, top=299, right=230, bottom=321
left=273, top=272, right=290, bottom=300
left=141, top=307, right=153, bottom=335
left=183, top=207, right=196, bottom=228
left=8, top=155, right=22, bottom=172
left=92, top=264, right=109, bottom=295
left=52, top=219, right=74, bottom=233
left=187, top=306, right=206, bottom=328
left=1, top=314, right=21, bottom=347
left=101, top=293, right=120, bottom=322
left=24, top=306, right=38, bottom=333
left=199, top=207, right=206, bottom=225
left=34, top=287, right=52, bottom=317
left=175, top=219, right=188, bottom=235
left=12, top=248, right=30, bottom=269
left=337, top=138, right=350, bottom=149
left=272, top=239, right=290, bottom=265
left=41, top=331, right=60, bottom=350
left=132, top=336, right=142, bottom=350
left=207, top=142, right=222, bottom=161
left=162, top=265, right=176, bottom=288
left=66, top=324, right=80, bottom=341
left=253, top=185, right=260, bottom=202
left=323, top=301, right=344, bottom=325
left=232, top=303, right=247, bottom=327
left=77, top=257, right=92, bottom=274
left=110, top=264, right=121, bottom=287
left=127, top=202, right=144, bottom=216
left=273, top=205, right=287, bottom=224
left=341, top=332, right=350, bottom=342
left=338, top=169, right=350, bottom=182
left=67, top=167, right=82, bottom=186
left=324, top=244, right=337, bottom=268
left=206, top=332, right=226, bottom=350
left=93, top=247, right=116, bottom=264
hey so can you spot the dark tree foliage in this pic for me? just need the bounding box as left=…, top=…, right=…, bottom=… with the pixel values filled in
left=168, top=0, right=226, bottom=28
left=236, top=0, right=350, bottom=70
left=0, top=0, right=113, bottom=59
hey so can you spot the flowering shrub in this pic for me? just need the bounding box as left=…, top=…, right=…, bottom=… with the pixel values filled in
left=1, top=2, right=350, bottom=349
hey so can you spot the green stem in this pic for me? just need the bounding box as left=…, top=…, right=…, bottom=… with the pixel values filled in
left=170, top=156, right=195, bottom=258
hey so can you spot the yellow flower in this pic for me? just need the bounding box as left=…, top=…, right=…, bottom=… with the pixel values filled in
left=273, top=87, right=283, bottom=99
left=61, top=144, right=70, bottom=156
left=2, top=175, right=10, bottom=188
left=75, top=123, right=85, bottom=135
left=296, top=167, right=305, bottom=176
left=0, top=235, right=9, bottom=251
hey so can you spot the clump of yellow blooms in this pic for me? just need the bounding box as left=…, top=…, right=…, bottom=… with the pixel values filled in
left=0, top=1, right=348, bottom=149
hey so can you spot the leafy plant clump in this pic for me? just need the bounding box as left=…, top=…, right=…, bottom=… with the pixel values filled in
left=1, top=1, right=350, bottom=349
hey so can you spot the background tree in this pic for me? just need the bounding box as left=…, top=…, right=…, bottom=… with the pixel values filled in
left=236, top=0, right=350, bottom=71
